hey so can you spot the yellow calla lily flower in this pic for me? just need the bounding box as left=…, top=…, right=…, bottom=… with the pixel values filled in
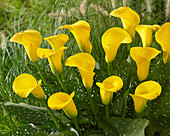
left=130, top=47, right=161, bottom=81
left=12, top=73, right=45, bottom=99
left=9, top=29, right=42, bottom=62
left=102, top=27, right=132, bottom=63
left=59, top=20, right=92, bottom=53
left=155, top=22, right=170, bottom=63
left=129, top=81, right=161, bottom=113
left=136, top=25, right=160, bottom=47
left=96, top=76, right=123, bottom=105
left=48, top=92, right=77, bottom=119
left=37, top=47, right=67, bottom=76
left=44, top=34, right=69, bottom=51
left=110, top=7, right=140, bottom=38
left=65, top=53, right=95, bottom=89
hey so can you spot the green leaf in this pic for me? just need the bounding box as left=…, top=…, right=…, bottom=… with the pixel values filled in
left=145, top=80, right=170, bottom=135
left=84, top=130, right=106, bottom=136
left=4, top=102, right=52, bottom=126
left=1, top=124, right=38, bottom=136
left=49, top=130, right=78, bottom=136
left=35, top=131, right=48, bottom=136
left=103, top=117, right=149, bottom=136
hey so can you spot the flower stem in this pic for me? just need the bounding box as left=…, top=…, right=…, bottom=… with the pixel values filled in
left=72, top=118, right=81, bottom=135
left=107, top=62, right=112, bottom=76
left=106, top=105, right=109, bottom=118
left=87, top=88, right=97, bottom=120
left=34, top=62, right=47, bottom=85
left=122, top=89, right=130, bottom=118
left=40, top=99, right=61, bottom=128
left=55, top=73, right=68, bottom=93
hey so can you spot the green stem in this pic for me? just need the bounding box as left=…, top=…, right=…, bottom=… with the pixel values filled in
left=106, top=105, right=109, bottom=118
left=40, top=99, right=61, bottom=128
left=87, top=88, right=97, bottom=120
left=107, top=62, right=112, bottom=76
left=72, top=118, right=81, bottom=135
left=122, top=89, right=130, bottom=118
left=34, top=62, right=47, bottom=85
left=55, top=73, right=68, bottom=93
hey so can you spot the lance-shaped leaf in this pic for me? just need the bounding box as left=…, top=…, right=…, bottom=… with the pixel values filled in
left=44, top=34, right=69, bottom=51
left=155, top=22, right=170, bottom=64
left=65, top=53, right=95, bottom=89
left=110, top=7, right=140, bottom=38
left=10, top=29, right=42, bottom=62
left=102, top=27, right=132, bottom=63
left=13, top=73, right=45, bottom=99
left=130, top=47, right=161, bottom=81
left=37, top=47, right=67, bottom=76
left=129, top=81, right=162, bottom=113
left=59, top=20, right=92, bottom=53
left=96, top=76, right=123, bottom=105
left=48, top=92, right=77, bottom=119
left=136, top=25, right=160, bottom=47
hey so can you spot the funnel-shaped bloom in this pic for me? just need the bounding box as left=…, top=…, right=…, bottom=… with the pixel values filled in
left=48, top=92, right=77, bottom=119
left=102, top=27, right=132, bottom=63
left=129, top=81, right=161, bottom=113
left=110, top=7, right=140, bottom=38
left=44, top=34, right=69, bottom=51
left=10, top=29, right=42, bottom=62
left=155, top=22, right=170, bottom=64
left=136, top=25, right=160, bottom=47
left=59, top=20, right=92, bottom=53
left=96, top=76, right=123, bottom=105
left=12, top=73, right=45, bottom=99
left=130, top=47, right=161, bottom=81
left=65, top=53, right=95, bottom=89
left=37, top=47, right=67, bottom=76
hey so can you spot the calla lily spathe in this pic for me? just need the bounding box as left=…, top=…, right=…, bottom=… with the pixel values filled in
left=136, top=25, right=160, bottom=47
left=155, top=22, right=170, bottom=64
left=10, top=29, right=42, bottom=62
left=65, top=53, right=95, bottom=89
left=12, top=73, right=45, bottom=99
left=130, top=47, right=161, bottom=81
left=59, top=20, right=92, bottom=53
left=110, top=7, right=140, bottom=38
left=102, top=27, right=132, bottom=63
left=129, top=81, right=161, bottom=113
left=48, top=92, right=77, bottom=119
left=96, top=76, right=123, bottom=105
left=37, top=47, right=67, bottom=76
left=44, top=34, right=69, bottom=51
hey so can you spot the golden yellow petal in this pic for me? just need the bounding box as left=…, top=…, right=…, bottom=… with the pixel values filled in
left=10, top=29, right=42, bottom=62
left=96, top=76, right=123, bottom=92
left=102, top=27, right=132, bottom=63
left=37, top=48, right=55, bottom=59
left=12, top=73, right=38, bottom=98
left=129, top=94, right=147, bottom=114
left=31, top=80, right=45, bottom=99
left=100, top=89, right=113, bottom=105
left=130, top=47, right=161, bottom=81
left=137, top=60, right=150, bottom=81
left=48, top=92, right=77, bottom=119
left=155, top=22, right=170, bottom=63
left=48, top=47, right=67, bottom=75
left=78, top=68, right=95, bottom=89
left=136, top=25, right=159, bottom=47
left=110, top=7, right=140, bottom=38
left=44, top=34, right=69, bottom=51
left=135, top=81, right=162, bottom=100
left=63, top=99, right=78, bottom=119
left=65, top=53, right=95, bottom=71
left=59, top=20, right=92, bottom=53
